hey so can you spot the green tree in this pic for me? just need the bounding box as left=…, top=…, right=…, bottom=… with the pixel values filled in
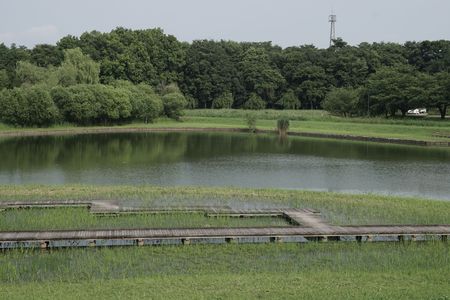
left=427, top=72, right=450, bottom=119
left=162, top=92, right=187, bottom=120
left=15, top=61, right=57, bottom=86
left=0, top=69, right=8, bottom=89
left=212, top=92, right=234, bottom=109
left=55, top=84, right=100, bottom=124
left=182, top=40, right=241, bottom=108
left=90, top=85, right=132, bottom=123
left=0, top=86, right=59, bottom=126
left=24, top=85, right=60, bottom=126
left=114, top=80, right=163, bottom=122
left=240, top=47, right=285, bottom=105
left=243, top=93, right=266, bottom=110
left=57, top=48, right=100, bottom=86
left=31, top=44, right=63, bottom=67
left=323, top=87, right=359, bottom=117
left=366, top=66, right=424, bottom=117
left=277, top=89, right=300, bottom=109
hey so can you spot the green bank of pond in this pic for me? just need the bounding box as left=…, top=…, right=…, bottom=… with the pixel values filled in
left=0, top=131, right=449, bottom=200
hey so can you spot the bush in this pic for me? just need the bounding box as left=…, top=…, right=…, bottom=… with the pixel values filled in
left=322, top=88, right=359, bottom=117
left=245, top=113, right=257, bottom=132
left=162, top=92, right=187, bottom=120
left=277, top=90, right=300, bottom=109
left=129, top=84, right=163, bottom=123
left=277, top=117, right=290, bottom=136
left=92, top=85, right=132, bottom=123
left=0, top=86, right=59, bottom=126
left=243, top=93, right=265, bottom=110
left=25, top=85, right=60, bottom=126
left=212, top=92, right=234, bottom=109
left=55, top=84, right=99, bottom=125
left=0, top=89, right=22, bottom=125
left=159, top=83, right=181, bottom=96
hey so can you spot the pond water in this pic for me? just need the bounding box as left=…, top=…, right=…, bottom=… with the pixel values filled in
left=0, top=132, right=449, bottom=200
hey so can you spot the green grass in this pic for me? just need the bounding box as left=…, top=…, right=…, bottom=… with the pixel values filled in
left=185, top=109, right=450, bottom=126
left=0, top=207, right=289, bottom=231
left=1, top=186, right=449, bottom=299
left=1, top=243, right=449, bottom=299
left=1, top=185, right=449, bottom=227
left=1, top=109, right=449, bottom=143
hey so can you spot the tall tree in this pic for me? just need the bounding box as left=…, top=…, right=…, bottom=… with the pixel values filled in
left=240, top=47, right=285, bottom=106
left=57, top=48, right=100, bottom=86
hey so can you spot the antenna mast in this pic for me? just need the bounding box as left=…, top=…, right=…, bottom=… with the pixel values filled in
left=329, top=14, right=336, bottom=47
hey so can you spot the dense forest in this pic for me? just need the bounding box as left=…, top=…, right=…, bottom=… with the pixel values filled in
left=0, top=27, right=449, bottom=126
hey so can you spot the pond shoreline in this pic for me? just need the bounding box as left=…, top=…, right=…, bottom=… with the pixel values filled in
left=0, top=126, right=449, bottom=147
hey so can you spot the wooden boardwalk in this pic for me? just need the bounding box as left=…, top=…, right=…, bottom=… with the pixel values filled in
left=1, top=201, right=449, bottom=248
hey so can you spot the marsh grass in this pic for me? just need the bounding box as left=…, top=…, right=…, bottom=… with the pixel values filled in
left=1, top=242, right=449, bottom=299
left=1, top=186, right=449, bottom=298
left=0, top=185, right=449, bottom=227
left=0, top=207, right=289, bottom=231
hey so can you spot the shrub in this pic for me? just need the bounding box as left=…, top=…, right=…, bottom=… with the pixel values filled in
left=212, top=92, right=234, bottom=109
left=243, top=93, right=266, bottom=110
left=277, top=90, right=300, bottom=109
left=245, top=113, right=257, bottom=133
left=277, top=117, right=290, bottom=136
left=92, top=85, right=132, bottom=123
left=323, top=88, right=359, bottom=117
left=24, top=85, right=60, bottom=126
left=0, top=86, right=59, bottom=126
left=162, top=92, right=187, bottom=120
left=61, top=84, right=99, bottom=125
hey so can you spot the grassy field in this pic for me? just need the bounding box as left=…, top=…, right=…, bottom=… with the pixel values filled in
left=1, top=185, right=449, bottom=227
left=1, top=109, right=449, bottom=143
left=1, top=242, right=449, bottom=299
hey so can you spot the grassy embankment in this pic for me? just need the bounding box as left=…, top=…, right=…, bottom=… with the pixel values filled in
left=1, top=187, right=449, bottom=298
left=0, top=109, right=449, bottom=143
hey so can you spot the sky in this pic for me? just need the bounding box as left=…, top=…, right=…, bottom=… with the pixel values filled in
left=1, top=0, right=449, bottom=49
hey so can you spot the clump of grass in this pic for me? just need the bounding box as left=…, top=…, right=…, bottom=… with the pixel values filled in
left=277, top=117, right=290, bottom=136
left=245, top=113, right=257, bottom=133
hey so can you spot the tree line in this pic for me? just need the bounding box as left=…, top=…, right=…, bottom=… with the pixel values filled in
left=0, top=27, right=449, bottom=126
left=0, top=47, right=187, bottom=126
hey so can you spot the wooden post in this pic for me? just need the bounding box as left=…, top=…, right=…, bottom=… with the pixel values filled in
left=39, top=241, right=49, bottom=249
left=225, top=237, right=237, bottom=244
left=270, top=236, right=283, bottom=243
left=355, top=236, right=362, bottom=243
left=398, top=235, right=405, bottom=243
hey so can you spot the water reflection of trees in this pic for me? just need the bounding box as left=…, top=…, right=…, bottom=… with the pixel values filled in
left=0, top=132, right=448, bottom=172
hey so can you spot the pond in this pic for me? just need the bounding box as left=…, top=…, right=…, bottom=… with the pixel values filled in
left=0, top=131, right=449, bottom=200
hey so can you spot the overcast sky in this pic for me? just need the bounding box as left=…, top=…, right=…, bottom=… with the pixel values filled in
left=1, top=0, right=449, bottom=49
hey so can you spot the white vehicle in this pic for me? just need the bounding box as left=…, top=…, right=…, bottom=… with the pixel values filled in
left=407, top=108, right=427, bottom=115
